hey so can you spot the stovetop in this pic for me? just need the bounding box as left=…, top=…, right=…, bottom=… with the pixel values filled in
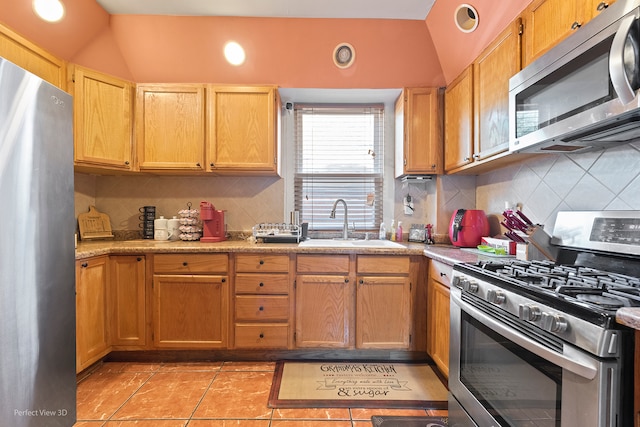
left=474, top=259, right=640, bottom=309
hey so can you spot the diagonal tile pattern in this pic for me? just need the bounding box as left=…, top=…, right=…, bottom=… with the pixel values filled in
left=75, top=362, right=448, bottom=426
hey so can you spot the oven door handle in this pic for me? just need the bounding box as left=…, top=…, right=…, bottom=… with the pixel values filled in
left=452, top=292, right=598, bottom=380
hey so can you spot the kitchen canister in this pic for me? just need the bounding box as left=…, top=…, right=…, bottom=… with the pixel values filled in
left=167, top=216, right=180, bottom=241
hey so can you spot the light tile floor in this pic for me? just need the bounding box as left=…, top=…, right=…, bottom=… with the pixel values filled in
left=75, top=361, right=448, bottom=426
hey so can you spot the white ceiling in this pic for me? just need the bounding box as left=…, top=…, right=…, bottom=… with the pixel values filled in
left=95, top=0, right=436, bottom=20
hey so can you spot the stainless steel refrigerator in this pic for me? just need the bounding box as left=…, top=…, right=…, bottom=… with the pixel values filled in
left=0, top=57, right=76, bottom=426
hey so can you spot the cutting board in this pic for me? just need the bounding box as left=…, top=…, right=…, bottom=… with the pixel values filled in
left=78, top=206, right=114, bottom=240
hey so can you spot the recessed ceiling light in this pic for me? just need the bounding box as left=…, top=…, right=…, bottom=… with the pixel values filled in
left=454, top=4, right=479, bottom=33
left=33, top=0, right=65, bottom=22
left=224, top=41, right=245, bottom=66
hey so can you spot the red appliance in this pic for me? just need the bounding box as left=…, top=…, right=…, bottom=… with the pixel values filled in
left=200, top=201, right=226, bottom=242
left=448, top=209, right=489, bottom=248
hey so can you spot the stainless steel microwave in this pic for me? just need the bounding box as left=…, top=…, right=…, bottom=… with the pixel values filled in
left=509, top=0, right=640, bottom=153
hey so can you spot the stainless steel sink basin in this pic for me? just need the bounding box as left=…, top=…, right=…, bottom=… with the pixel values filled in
left=298, top=239, right=405, bottom=249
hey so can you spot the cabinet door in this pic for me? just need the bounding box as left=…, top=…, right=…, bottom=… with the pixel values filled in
left=76, top=256, right=110, bottom=372
left=136, top=84, right=206, bottom=171
left=71, top=66, right=134, bottom=170
left=427, top=265, right=450, bottom=378
left=444, top=67, right=473, bottom=172
left=522, top=0, right=585, bottom=66
left=110, top=256, right=146, bottom=347
left=395, top=88, right=443, bottom=177
left=0, top=23, right=66, bottom=89
left=473, top=20, right=521, bottom=161
left=295, top=275, right=352, bottom=348
left=153, top=275, right=229, bottom=348
left=208, top=86, right=279, bottom=175
left=356, top=276, right=411, bottom=349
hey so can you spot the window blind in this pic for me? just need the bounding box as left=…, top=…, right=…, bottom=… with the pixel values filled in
left=293, top=104, right=384, bottom=231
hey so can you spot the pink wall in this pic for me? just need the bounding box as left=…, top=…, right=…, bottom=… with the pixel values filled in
left=105, top=16, right=445, bottom=87
left=425, top=0, right=534, bottom=85
left=1, top=0, right=535, bottom=88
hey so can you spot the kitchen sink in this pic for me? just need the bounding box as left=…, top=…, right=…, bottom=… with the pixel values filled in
left=298, top=239, right=405, bottom=249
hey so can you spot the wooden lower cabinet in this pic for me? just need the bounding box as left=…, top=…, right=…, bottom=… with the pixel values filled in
left=153, top=275, right=229, bottom=348
left=427, top=260, right=452, bottom=378
left=233, top=253, right=292, bottom=349
left=76, top=256, right=110, bottom=372
left=110, top=255, right=146, bottom=348
left=356, top=255, right=413, bottom=349
left=152, top=253, right=230, bottom=348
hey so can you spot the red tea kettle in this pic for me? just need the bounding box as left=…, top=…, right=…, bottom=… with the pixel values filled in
left=449, top=209, right=489, bottom=248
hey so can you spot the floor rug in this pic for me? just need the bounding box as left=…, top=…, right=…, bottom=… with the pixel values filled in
left=268, top=361, right=448, bottom=409
left=371, top=416, right=448, bottom=426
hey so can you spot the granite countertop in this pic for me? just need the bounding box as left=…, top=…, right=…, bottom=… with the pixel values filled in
left=616, top=308, right=640, bottom=331
left=75, top=238, right=429, bottom=259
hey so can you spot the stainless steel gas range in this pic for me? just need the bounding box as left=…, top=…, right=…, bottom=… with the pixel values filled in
left=449, top=211, right=640, bottom=427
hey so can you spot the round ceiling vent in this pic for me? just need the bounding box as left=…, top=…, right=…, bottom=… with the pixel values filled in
left=454, top=4, right=479, bottom=33
left=333, top=43, right=355, bottom=69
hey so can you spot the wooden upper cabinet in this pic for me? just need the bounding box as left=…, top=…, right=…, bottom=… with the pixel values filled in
left=522, top=0, right=616, bottom=67
left=70, top=65, right=134, bottom=171
left=394, top=87, right=443, bottom=177
left=473, top=19, right=522, bottom=161
left=135, top=84, right=206, bottom=171
left=444, top=66, right=473, bottom=172
left=0, top=23, right=66, bottom=89
left=208, top=85, right=280, bottom=175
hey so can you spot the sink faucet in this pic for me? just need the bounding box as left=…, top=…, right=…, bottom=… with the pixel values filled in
left=330, top=198, right=349, bottom=239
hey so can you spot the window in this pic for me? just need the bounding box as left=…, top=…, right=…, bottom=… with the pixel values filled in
left=294, top=104, right=384, bottom=232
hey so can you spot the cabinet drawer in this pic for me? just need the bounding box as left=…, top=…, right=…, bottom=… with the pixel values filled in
left=235, top=295, right=289, bottom=321
left=357, top=255, right=410, bottom=274
left=429, top=260, right=452, bottom=286
left=154, top=254, right=228, bottom=274
left=234, top=324, right=289, bottom=349
left=235, top=254, right=289, bottom=273
left=235, top=273, right=289, bottom=294
left=296, top=254, right=350, bottom=274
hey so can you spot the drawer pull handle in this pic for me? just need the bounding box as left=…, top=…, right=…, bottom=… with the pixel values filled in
left=259, top=282, right=265, bottom=287
left=259, top=333, right=264, bottom=338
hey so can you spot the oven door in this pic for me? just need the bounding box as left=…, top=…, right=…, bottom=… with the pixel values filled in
left=449, top=287, right=621, bottom=427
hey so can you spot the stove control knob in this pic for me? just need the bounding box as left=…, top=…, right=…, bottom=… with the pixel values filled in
left=518, top=304, right=541, bottom=321
left=487, top=289, right=506, bottom=305
left=461, top=279, right=479, bottom=293
left=542, top=313, right=568, bottom=333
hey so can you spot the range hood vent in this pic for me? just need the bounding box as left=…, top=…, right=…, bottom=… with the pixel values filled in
left=400, top=175, right=433, bottom=183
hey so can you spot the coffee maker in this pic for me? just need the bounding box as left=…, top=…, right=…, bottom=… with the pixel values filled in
left=199, top=201, right=226, bottom=242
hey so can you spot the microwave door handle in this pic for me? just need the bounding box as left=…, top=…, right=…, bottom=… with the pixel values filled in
left=452, top=292, right=598, bottom=380
left=609, top=14, right=637, bottom=105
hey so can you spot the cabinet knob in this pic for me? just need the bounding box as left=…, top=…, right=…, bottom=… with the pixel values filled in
left=259, top=306, right=264, bottom=311
left=183, top=262, right=188, bottom=266
left=359, top=279, right=364, bottom=285
left=221, top=278, right=226, bottom=283
left=210, top=162, right=215, bottom=167
left=81, top=262, right=88, bottom=268
left=124, top=161, right=130, bottom=165
left=472, top=154, right=480, bottom=159
left=196, top=162, right=201, bottom=167
left=259, top=333, right=264, bottom=339
left=570, top=21, right=582, bottom=30
left=464, top=157, right=470, bottom=162
left=597, top=1, right=608, bottom=11
left=137, top=257, right=142, bottom=262
left=259, top=260, right=264, bottom=265
left=403, top=158, right=407, bottom=166
left=259, top=282, right=265, bottom=287
left=440, top=272, right=447, bottom=277
left=344, top=278, right=349, bottom=284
